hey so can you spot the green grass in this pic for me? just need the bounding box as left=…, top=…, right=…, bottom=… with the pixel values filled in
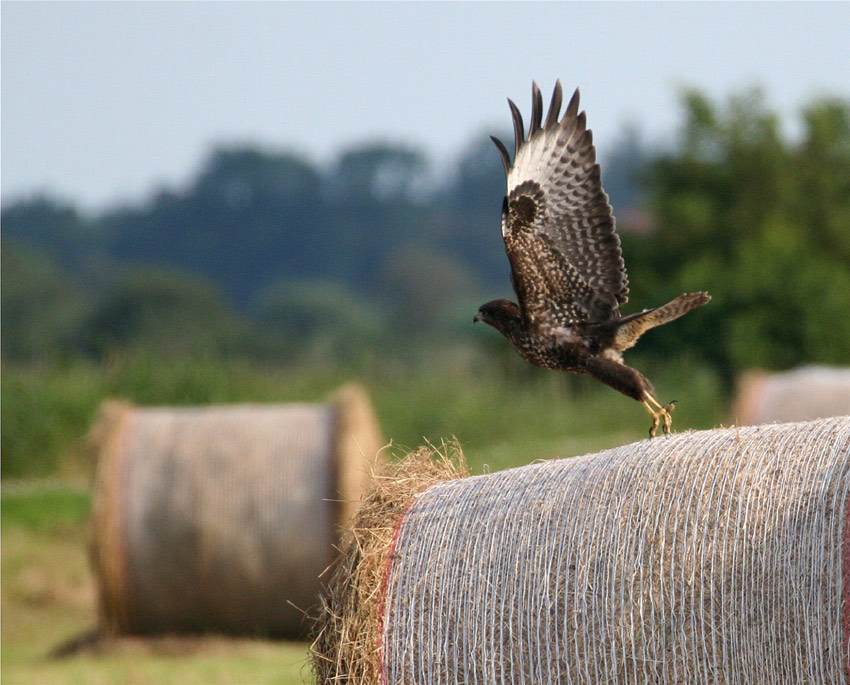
left=2, top=481, right=90, bottom=532
left=367, top=350, right=726, bottom=472
left=2, top=350, right=727, bottom=479
left=1, top=362, right=106, bottom=478
left=1, top=353, right=727, bottom=682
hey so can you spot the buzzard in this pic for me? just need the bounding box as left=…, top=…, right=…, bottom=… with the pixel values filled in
left=474, top=81, right=710, bottom=437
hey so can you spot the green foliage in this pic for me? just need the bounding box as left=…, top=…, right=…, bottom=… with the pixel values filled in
left=255, top=279, right=386, bottom=363
left=332, top=142, right=428, bottom=202
left=0, top=196, right=101, bottom=270
left=2, top=86, right=848, bottom=478
left=1, top=352, right=725, bottom=479
left=629, top=88, right=850, bottom=381
left=380, top=244, right=479, bottom=335
left=84, top=266, right=249, bottom=358
left=5, top=86, right=846, bottom=377
left=1, top=243, right=91, bottom=361
left=194, top=146, right=322, bottom=206
left=1, top=362, right=105, bottom=478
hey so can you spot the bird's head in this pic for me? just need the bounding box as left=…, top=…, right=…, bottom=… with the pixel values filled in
left=474, top=299, right=522, bottom=335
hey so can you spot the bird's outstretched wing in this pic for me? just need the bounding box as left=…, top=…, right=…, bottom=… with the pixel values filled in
left=492, top=81, right=628, bottom=328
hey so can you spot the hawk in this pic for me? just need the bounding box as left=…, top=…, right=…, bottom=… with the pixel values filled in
left=474, top=81, right=710, bottom=437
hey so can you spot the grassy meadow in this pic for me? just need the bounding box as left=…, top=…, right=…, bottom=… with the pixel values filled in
left=2, top=352, right=726, bottom=683
left=2, top=480, right=315, bottom=685
left=3, top=80, right=845, bottom=682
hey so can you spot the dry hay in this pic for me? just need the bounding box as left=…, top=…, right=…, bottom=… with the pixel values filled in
left=87, top=384, right=383, bottom=640
left=733, top=365, right=850, bottom=426
left=311, top=441, right=468, bottom=683
left=312, top=417, right=850, bottom=684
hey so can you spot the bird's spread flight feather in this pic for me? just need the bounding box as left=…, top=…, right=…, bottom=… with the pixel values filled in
left=492, top=81, right=628, bottom=327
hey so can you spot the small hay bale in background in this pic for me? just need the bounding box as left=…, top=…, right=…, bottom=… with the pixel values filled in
left=733, top=365, right=850, bottom=426
left=313, top=417, right=850, bottom=683
left=88, top=384, right=382, bottom=639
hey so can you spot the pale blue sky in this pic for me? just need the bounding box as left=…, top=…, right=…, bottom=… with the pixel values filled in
left=3, top=1, right=849, bottom=210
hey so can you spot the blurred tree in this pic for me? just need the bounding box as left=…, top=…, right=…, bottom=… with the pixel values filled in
left=629, top=88, right=850, bottom=383
left=84, top=266, right=247, bottom=358
left=104, top=146, right=325, bottom=306
left=324, top=142, right=434, bottom=294
left=381, top=244, right=478, bottom=336
left=600, top=124, right=651, bottom=212
left=1, top=242, right=90, bottom=361
left=254, top=279, right=386, bottom=363
left=1, top=195, right=101, bottom=271
left=193, top=146, right=322, bottom=207
left=2, top=90, right=847, bottom=375
left=330, top=142, right=428, bottom=202
left=439, top=134, right=510, bottom=291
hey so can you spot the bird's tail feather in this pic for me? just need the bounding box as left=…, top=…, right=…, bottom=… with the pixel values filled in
left=613, top=292, right=710, bottom=351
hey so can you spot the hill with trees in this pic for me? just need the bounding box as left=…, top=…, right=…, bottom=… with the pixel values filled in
left=4, top=88, right=849, bottom=377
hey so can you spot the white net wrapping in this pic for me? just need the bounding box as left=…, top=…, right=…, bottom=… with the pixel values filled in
left=90, top=387, right=383, bottom=639
left=381, top=418, right=850, bottom=683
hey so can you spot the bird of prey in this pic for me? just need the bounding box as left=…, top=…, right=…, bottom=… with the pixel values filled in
left=474, top=81, right=710, bottom=437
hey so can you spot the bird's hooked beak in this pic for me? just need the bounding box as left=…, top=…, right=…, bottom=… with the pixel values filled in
left=473, top=312, right=482, bottom=324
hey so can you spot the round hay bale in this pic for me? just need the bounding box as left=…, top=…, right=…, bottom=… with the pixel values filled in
left=88, top=384, right=383, bottom=639
left=733, top=365, right=850, bottom=426
left=313, top=417, right=850, bottom=683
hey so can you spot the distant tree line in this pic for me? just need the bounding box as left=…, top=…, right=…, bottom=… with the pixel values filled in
left=3, top=88, right=849, bottom=381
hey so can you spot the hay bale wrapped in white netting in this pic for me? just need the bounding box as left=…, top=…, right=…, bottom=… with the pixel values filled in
left=89, top=385, right=382, bottom=639
left=313, top=417, right=850, bottom=683
left=734, top=365, right=850, bottom=425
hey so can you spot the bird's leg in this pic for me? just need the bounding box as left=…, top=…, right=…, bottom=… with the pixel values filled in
left=642, top=399, right=661, bottom=437
left=642, top=394, right=674, bottom=437
left=661, top=401, right=676, bottom=434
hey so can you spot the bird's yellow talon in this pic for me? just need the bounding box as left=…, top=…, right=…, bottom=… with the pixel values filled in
left=643, top=396, right=675, bottom=438
left=662, top=401, right=676, bottom=434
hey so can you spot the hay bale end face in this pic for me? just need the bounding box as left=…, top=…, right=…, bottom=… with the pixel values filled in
left=734, top=365, right=850, bottom=425
left=312, top=443, right=468, bottom=682
left=313, top=417, right=850, bottom=683
left=88, top=385, right=382, bottom=639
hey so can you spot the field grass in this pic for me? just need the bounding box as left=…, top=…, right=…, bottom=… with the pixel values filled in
left=2, top=352, right=727, bottom=682
left=2, top=482, right=314, bottom=685
left=2, top=349, right=726, bottom=478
